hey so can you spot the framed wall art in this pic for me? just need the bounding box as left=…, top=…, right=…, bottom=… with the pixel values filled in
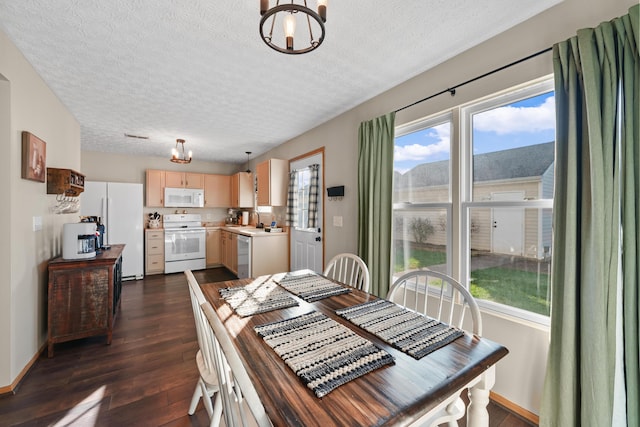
left=22, top=131, right=46, bottom=182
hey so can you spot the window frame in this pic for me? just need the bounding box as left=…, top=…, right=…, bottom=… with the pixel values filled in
left=393, top=76, right=555, bottom=325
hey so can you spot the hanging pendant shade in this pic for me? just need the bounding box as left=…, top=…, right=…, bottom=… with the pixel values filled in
left=171, top=139, right=192, bottom=164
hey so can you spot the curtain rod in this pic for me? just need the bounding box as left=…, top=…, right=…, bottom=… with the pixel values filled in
left=394, top=46, right=553, bottom=113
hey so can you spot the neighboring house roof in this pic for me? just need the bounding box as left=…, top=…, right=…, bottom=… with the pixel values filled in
left=394, top=141, right=554, bottom=189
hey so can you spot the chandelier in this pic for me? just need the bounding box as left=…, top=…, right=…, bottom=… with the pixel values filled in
left=170, top=139, right=192, bottom=164
left=259, top=0, right=327, bottom=54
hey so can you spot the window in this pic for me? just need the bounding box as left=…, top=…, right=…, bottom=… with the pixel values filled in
left=293, top=167, right=312, bottom=229
left=393, top=114, right=452, bottom=280
left=393, top=78, right=555, bottom=323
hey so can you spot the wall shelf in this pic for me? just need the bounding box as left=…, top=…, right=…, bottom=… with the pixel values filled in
left=46, top=167, right=85, bottom=196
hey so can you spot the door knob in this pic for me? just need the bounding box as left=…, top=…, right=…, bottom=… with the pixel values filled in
left=315, top=236, right=322, bottom=242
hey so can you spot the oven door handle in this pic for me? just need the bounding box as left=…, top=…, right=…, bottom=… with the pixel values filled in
left=165, top=229, right=205, bottom=235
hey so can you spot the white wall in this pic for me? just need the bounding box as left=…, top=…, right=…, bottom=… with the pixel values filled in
left=1, top=29, right=81, bottom=389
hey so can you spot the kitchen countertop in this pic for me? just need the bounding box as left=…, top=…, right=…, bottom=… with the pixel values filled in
left=218, top=225, right=288, bottom=237
left=146, top=224, right=286, bottom=237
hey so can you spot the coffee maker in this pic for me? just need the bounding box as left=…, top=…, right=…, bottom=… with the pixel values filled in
left=62, top=222, right=97, bottom=260
left=80, top=216, right=105, bottom=250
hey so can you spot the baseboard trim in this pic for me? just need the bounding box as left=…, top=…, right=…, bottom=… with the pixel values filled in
left=0, top=343, right=46, bottom=396
left=490, top=391, right=539, bottom=425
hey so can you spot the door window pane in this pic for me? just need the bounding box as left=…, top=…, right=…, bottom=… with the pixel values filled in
left=295, top=168, right=311, bottom=230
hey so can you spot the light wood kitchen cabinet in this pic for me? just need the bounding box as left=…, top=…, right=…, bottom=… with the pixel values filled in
left=256, top=158, right=288, bottom=206
left=145, top=229, right=164, bottom=275
left=221, top=230, right=238, bottom=274
left=206, top=227, right=222, bottom=266
left=204, top=174, right=231, bottom=207
left=146, top=169, right=166, bottom=207
left=252, top=234, right=289, bottom=277
left=165, top=171, right=204, bottom=189
left=230, top=232, right=238, bottom=273
left=231, top=172, right=254, bottom=208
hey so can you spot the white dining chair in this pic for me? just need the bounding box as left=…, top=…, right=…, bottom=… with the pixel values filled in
left=185, top=270, right=223, bottom=427
left=201, top=301, right=273, bottom=427
left=323, top=253, right=371, bottom=292
left=387, top=269, right=482, bottom=427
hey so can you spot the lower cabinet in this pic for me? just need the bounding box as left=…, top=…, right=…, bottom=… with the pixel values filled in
left=206, top=227, right=222, bottom=266
left=145, top=229, right=164, bottom=275
left=221, top=230, right=238, bottom=274
left=252, top=234, right=289, bottom=277
left=47, top=245, right=124, bottom=357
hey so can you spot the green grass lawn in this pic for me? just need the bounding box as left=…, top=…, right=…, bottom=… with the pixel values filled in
left=393, top=244, right=446, bottom=272
left=393, top=244, right=550, bottom=316
left=471, top=267, right=550, bottom=316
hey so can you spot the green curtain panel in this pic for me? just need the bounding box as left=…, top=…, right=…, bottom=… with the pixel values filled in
left=357, top=112, right=395, bottom=298
left=620, top=6, right=639, bottom=427
left=541, top=5, right=639, bottom=427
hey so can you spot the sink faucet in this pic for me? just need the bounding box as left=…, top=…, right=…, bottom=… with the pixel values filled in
left=254, top=211, right=263, bottom=228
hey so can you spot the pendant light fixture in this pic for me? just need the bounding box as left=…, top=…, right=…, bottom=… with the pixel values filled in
left=245, top=151, right=252, bottom=173
left=259, top=0, right=327, bottom=54
left=170, top=139, right=192, bottom=164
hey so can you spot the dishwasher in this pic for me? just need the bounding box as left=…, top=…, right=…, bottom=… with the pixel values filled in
left=237, top=235, right=251, bottom=279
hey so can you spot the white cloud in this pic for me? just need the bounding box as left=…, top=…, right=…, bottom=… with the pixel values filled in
left=394, top=123, right=450, bottom=162
left=473, top=96, right=555, bottom=135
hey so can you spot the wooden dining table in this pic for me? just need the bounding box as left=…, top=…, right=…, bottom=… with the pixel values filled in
left=200, top=273, right=509, bottom=427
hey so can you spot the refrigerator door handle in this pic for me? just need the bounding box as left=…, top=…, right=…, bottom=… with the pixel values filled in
left=106, top=197, right=112, bottom=245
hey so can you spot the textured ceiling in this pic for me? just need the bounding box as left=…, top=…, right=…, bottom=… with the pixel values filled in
left=0, top=0, right=561, bottom=165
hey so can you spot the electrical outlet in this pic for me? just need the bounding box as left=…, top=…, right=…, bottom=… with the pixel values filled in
left=333, top=216, right=343, bottom=227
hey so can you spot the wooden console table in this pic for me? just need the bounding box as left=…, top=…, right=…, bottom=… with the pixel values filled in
left=47, top=244, right=124, bottom=357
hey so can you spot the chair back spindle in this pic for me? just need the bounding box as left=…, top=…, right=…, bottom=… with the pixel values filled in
left=387, top=269, right=481, bottom=336
left=323, top=253, right=371, bottom=292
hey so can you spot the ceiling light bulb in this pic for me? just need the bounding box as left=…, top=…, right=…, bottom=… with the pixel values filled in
left=283, top=14, right=296, bottom=37
left=283, top=13, right=295, bottom=50
left=172, top=148, right=178, bottom=158
left=317, top=0, right=327, bottom=22
left=188, top=150, right=193, bottom=159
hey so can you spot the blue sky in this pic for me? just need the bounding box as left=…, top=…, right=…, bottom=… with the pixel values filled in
left=394, top=92, right=555, bottom=174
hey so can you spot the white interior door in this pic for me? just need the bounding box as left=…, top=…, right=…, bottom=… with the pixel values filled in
left=290, top=152, right=323, bottom=273
left=491, top=191, right=524, bottom=256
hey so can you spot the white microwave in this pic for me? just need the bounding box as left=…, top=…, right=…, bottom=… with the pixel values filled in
left=164, top=187, right=204, bottom=208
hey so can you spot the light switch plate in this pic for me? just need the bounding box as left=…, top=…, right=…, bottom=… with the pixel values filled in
left=33, top=216, right=42, bottom=231
left=333, top=216, right=343, bottom=227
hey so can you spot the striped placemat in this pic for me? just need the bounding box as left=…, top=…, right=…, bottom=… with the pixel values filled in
left=219, top=278, right=298, bottom=317
left=275, top=271, right=351, bottom=302
left=336, top=300, right=465, bottom=360
left=254, top=311, right=395, bottom=398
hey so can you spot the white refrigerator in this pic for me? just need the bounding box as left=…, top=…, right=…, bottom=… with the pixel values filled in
left=80, top=181, right=144, bottom=280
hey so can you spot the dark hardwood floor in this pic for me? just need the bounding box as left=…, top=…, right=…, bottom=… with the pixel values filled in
left=0, top=268, right=536, bottom=426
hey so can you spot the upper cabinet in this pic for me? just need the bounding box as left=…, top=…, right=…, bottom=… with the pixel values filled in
left=146, top=169, right=166, bottom=207
left=231, top=172, right=254, bottom=208
left=204, top=174, right=231, bottom=208
left=165, top=171, right=204, bottom=189
left=256, top=159, right=288, bottom=206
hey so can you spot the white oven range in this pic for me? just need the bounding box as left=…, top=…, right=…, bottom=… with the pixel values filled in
left=163, top=214, right=206, bottom=274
